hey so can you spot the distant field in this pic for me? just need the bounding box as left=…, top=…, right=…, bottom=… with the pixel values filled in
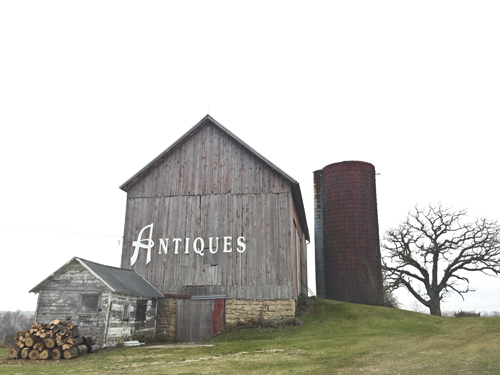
left=1, top=299, right=499, bottom=374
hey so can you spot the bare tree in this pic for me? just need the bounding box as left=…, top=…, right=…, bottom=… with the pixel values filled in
left=382, top=204, right=500, bottom=316
left=0, top=310, right=32, bottom=344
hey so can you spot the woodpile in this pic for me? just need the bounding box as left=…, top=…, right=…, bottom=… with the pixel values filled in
left=8, top=319, right=100, bottom=360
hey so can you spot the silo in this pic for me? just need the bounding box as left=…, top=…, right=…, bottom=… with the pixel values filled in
left=314, top=161, right=383, bottom=305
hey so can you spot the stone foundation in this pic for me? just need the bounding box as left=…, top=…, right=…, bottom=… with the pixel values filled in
left=225, top=299, right=295, bottom=325
left=155, top=298, right=176, bottom=341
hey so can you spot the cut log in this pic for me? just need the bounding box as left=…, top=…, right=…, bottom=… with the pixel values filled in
left=43, top=337, right=56, bottom=349
left=14, top=331, right=24, bottom=340
left=38, top=349, right=50, bottom=360
left=71, top=337, right=85, bottom=346
left=77, top=344, right=88, bottom=355
left=24, top=335, right=36, bottom=348
left=52, top=319, right=60, bottom=325
left=21, top=348, right=30, bottom=359
left=63, top=347, right=79, bottom=359
left=33, top=342, right=45, bottom=351
left=51, top=347, right=63, bottom=360
left=83, top=335, right=95, bottom=346
left=68, top=326, right=80, bottom=337
left=28, top=350, right=40, bottom=360
left=62, top=343, right=72, bottom=351
left=8, top=345, right=22, bottom=359
left=89, top=344, right=101, bottom=353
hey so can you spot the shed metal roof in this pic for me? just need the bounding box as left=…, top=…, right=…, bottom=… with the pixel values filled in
left=119, top=115, right=310, bottom=241
left=30, top=257, right=164, bottom=298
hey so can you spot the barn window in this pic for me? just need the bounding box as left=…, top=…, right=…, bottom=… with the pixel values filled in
left=136, top=300, right=147, bottom=322
left=80, top=294, right=100, bottom=313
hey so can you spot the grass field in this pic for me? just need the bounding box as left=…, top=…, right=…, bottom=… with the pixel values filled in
left=2, top=299, right=500, bottom=374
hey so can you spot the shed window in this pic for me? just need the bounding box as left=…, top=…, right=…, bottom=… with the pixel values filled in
left=123, top=302, right=131, bottom=321
left=136, top=300, right=147, bottom=322
left=80, top=294, right=100, bottom=313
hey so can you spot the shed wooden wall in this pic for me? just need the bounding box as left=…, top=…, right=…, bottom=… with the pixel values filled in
left=34, top=262, right=157, bottom=346
left=105, top=295, right=156, bottom=345
left=121, top=123, right=304, bottom=300
left=35, top=262, right=109, bottom=345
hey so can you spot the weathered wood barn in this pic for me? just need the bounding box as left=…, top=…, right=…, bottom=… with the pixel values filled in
left=30, top=257, right=164, bottom=346
left=120, top=115, right=310, bottom=341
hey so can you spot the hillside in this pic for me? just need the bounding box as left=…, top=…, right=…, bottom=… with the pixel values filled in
left=2, top=299, right=500, bottom=374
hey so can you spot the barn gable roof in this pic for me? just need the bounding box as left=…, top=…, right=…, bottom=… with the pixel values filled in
left=30, top=257, right=164, bottom=298
left=119, top=115, right=310, bottom=240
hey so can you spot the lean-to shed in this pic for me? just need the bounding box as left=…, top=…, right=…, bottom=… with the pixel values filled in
left=119, top=115, right=310, bottom=341
left=30, top=257, right=164, bottom=346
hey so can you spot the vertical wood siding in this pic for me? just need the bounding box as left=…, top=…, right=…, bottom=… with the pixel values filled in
left=121, top=123, right=301, bottom=299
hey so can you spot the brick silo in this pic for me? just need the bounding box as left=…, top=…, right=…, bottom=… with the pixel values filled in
left=314, top=161, right=383, bottom=305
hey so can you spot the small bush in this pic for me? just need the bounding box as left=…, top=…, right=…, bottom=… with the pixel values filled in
left=115, top=335, right=126, bottom=348
left=296, top=295, right=315, bottom=319
left=454, top=310, right=480, bottom=318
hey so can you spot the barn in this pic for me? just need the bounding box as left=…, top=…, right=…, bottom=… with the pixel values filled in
left=119, top=115, right=310, bottom=342
left=29, top=257, right=164, bottom=346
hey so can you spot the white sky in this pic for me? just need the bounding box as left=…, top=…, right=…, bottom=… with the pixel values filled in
left=1, top=1, right=499, bottom=314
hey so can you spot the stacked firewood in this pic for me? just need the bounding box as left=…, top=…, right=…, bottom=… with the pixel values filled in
left=8, top=319, right=100, bottom=360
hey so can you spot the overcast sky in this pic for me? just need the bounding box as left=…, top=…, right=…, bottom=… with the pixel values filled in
left=1, top=1, right=499, bottom=314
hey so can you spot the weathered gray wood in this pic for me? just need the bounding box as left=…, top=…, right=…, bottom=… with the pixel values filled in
left=120, top=121, right=306, bottom=301
left=176, top=299, right=213, bottom=342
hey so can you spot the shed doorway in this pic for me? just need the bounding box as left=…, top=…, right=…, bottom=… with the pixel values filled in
left=175, top=298, right=225, bottom=342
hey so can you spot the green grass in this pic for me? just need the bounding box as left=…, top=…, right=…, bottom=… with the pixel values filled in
left=2, top=299, right=500, bottom=374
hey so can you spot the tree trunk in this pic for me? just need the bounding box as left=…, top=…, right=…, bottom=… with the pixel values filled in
left=429, top=299, right=442, bottom=316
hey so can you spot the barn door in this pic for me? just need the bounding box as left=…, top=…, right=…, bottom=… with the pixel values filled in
left=176, top=299, right=225, bottom=342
